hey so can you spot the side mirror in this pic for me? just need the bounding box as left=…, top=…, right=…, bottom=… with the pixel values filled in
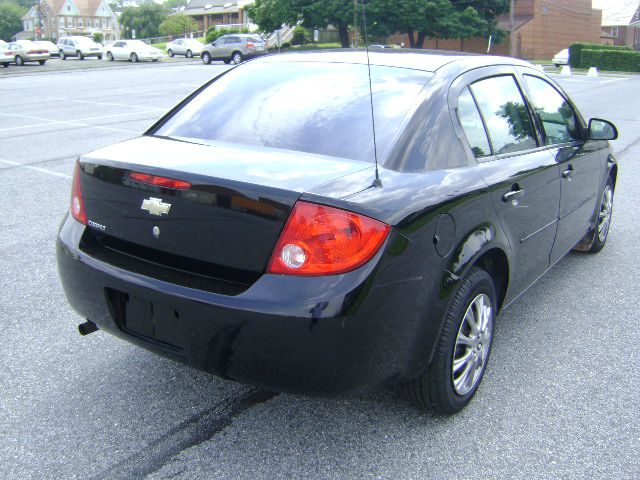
left=589, top=118, right=618, bottom=141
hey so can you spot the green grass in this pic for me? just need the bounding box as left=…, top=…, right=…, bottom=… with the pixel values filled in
left=288, top=42, right=342, bottom=51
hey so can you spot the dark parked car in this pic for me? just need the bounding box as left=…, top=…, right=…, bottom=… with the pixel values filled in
left=57, top=51, right=618, bottom=415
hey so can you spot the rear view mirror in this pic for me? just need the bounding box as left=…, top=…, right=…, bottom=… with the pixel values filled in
left=589, top=118, right=618, bottom=141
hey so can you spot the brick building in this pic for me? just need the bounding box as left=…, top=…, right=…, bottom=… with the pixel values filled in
left=18, top=0, right=119, bottom=42
left=178, top=0, right=257, bottom=33
left=597, top=1, right=640, bottom=50
left=389, top=0, right=602, bottom=60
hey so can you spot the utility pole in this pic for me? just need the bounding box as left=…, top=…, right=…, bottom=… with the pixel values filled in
left=509, top=0, right=515, bottom=57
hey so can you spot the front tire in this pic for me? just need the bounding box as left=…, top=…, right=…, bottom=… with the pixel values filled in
left=60, top=51, right=66, bottom=60
left=201, top=52, right=211, bottom=65
left=106, top=51, right=113, bottom=61
left=97, top=54, right=102, bottom=60
left=2, top=63, right=9, bottom=68
left=131, top=52, right=139, bottom=63
left=77, top=50, right=84, bottom=60
left=167, top=49, right=174, bottom=57
left=407, top=267, right=496, bottom=415
left=15, top=56, right=24, bottom=66
left=38, top=60, right=46, bottom=65
left=231, top=51, right=242, bottom=64
left=186, top=49, right=193, bottom=58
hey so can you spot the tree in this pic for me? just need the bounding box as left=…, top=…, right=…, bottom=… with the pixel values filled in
left=164, top=0, right=189, bottom=10
left=246, top=0, right=300, bottom=33
left=0, top=2, right=25, bottom=42
left=159, top=13, right=196, bottom=36
left=298, top=0, right=353, bottom=48
left=119, top=4, right=168, bottom=39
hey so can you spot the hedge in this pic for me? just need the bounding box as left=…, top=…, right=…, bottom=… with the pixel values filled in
left=579, top=48, right=640, bottom=72
left=204, top=26, right=250, bottom=44
left=569, top=42, right=632, bottom=68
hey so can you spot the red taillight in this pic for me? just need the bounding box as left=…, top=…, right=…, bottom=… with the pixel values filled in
left=128, top=172, right=191, bottom=190
left=70, top=162, right=87, bottom=225
left=246, top=42, right=255, bottom=49
left=267, top=201, right=390, bottom=276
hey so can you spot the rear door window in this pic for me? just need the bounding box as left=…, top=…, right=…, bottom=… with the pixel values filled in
left=470, top=75, right=538, bottom=155
left=523, top=75, right=581, bottom=145
left=457, top=87, right=491, bottom=158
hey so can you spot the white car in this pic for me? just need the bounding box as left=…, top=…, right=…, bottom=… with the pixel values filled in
left=105, top=40, right=163, bottom=62
left=1, top=44, right=13, bottom=67
left=552, top=48, right=569, bottom=67
left=166, top=38, right=203, bottom=58
left=34, top=40, right=59, bottom=58
left=57, top=36, right=103, bottom=60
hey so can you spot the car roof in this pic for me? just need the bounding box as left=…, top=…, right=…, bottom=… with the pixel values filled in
left=254, top=49, right=535, bottom=73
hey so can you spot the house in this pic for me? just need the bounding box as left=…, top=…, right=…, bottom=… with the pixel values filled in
left=388, top=0, right=602, bottom=60
left=177, top=0, right=257, bottom=33
left=595, top=0, right=640, bottom=50
left=18, top=0, right=119, bottom=42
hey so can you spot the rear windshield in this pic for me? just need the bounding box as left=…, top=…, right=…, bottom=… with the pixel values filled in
left=153, top=61, right=432, bottom=162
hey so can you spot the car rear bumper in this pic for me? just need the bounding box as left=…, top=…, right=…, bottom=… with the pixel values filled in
left=57, top=214, right=439, bottom=394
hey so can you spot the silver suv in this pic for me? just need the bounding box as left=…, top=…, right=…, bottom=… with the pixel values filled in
left=201, top=34, right=267, bottom=65
left=57, top=36, right=103, bottom=60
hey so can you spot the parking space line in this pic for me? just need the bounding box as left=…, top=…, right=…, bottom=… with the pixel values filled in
left=0, top=111, right=135, bottom=133
left=71, top=99, right=167, bottom=111
left=0, top=158, right=71, bottom=179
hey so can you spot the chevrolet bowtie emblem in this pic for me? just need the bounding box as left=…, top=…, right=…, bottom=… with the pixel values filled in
left=141, top=197, right=171, bottom=216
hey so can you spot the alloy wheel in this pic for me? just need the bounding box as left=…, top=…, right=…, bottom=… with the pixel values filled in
left=452, top=293, right=493, bottom=396
left=232, top=52, right=242, bottom=64
left=598, top=185, right=613, bottom=243
left=131, top=53, right=138, bottom=63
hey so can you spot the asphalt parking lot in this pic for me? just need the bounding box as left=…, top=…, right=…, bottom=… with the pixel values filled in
left=1, top=63, right=639, bottom=479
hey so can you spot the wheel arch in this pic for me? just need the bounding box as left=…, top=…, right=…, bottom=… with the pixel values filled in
left=442, top=223, right=511, bottom=312
left=608, top=157, right=618, bottom=189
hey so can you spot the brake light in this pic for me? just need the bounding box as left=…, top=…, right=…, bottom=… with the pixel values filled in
left=267, top=201, right=390, bottom=276
left=70, top=162, right=87, bottom=225
left=246, top=42, right=254, bottom=49
left=128, top=172, right=191, bottom=190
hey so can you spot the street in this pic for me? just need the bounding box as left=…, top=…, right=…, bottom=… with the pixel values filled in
left=1, top=63, right=639, bottom=479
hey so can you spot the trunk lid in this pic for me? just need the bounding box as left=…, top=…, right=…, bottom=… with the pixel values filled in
left=78, top=136, right=372, bottom=283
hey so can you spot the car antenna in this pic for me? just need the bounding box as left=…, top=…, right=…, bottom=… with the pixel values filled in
left=361, top=0, right=382, bottom=188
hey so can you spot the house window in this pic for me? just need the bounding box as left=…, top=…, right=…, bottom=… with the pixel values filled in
left=78, top=18, right=83, bottom=27
left=612, top=26, right=619, bottom=37
left=101, top=18, right=106, bottom=29
left=94, top=18, right=100, bottom=28
left=67, top=17, right=73, bottom=28
left=59, top=17, right=65, bottom=28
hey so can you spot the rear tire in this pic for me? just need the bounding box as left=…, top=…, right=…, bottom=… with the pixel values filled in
left=201, top=52, right=211, bottom=65
left=15, top=56, right=24, bottom=66
left=131, top=52, right=139, bottom=63
left=38, top=60, right=46, bottom=65
left=186, top=49, right=193, bottom=58
left=407, top=267, right=496, bottom=415
left=59, top=51, right=66, bottom=60
left=2, top=63, right=9, bottom=68
left=231, top=51, right=242, bottom=64
left=97, top=54, right=102, bottom=60
left=167, top=49, right=174, bottom=57
left=106, top=51, right=113, bottom=61
left=77, top=50, right=84, bottom=60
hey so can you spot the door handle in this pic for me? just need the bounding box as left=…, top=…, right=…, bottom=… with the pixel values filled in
left=562, top=165, right=575, bottom=179
left=502, top=187, right=524, bottom=203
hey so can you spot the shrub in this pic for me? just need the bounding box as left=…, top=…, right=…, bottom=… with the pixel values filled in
left=204, top=26, right=250, bottom=44
left=568, top=43, right=632, bottom=68
left=579, top=48, right=640, bottom=72
left=92, top=32, right=103, bottom=44
left=290, top=25, right=311, bottom=46
left=280, top=41, right=291, bottom=49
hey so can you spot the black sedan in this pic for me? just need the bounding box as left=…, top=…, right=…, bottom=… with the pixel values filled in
left=57, top=51, right=618, bottom=415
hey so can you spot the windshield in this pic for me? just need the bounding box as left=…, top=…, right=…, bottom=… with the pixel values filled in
left=128, top=40, right=149, bottom=48
left=153, top=61, right=432, bottom=162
